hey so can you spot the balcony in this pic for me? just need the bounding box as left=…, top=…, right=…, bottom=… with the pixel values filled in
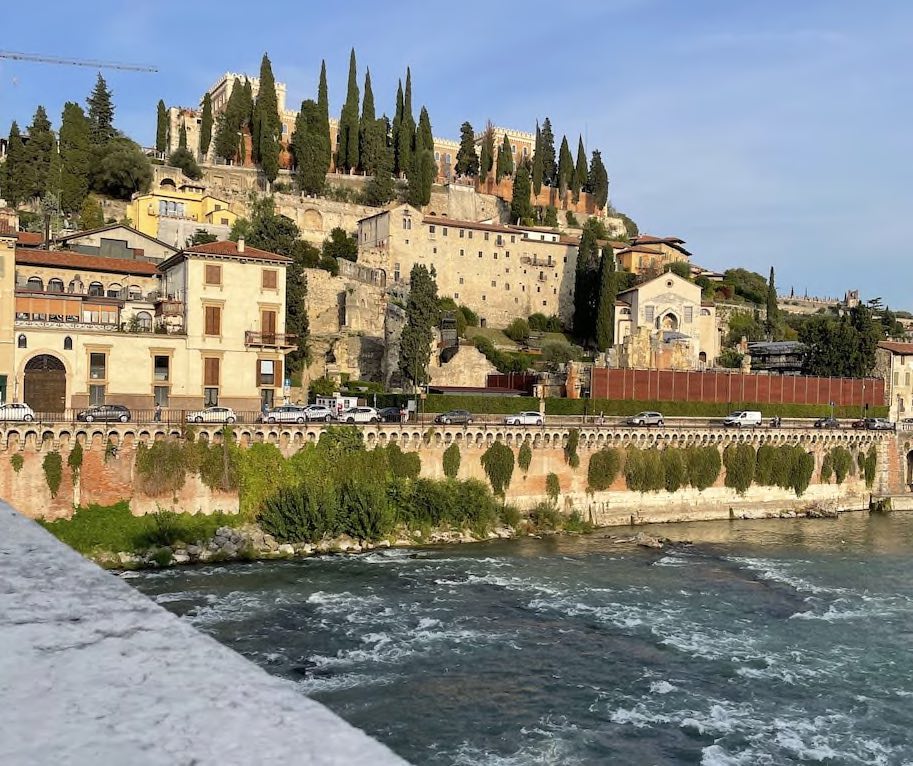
left=245, top=331, right=298, bottom=349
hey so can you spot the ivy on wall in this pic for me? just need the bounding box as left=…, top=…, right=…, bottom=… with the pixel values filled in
left=43, top=451, right=63, bottom=498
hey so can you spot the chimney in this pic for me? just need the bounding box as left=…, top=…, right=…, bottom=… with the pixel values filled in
left=237, top=237, right=245, bottom=254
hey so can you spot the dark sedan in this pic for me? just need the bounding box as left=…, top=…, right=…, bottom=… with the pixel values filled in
left=434, top=409, right=473, bottom=425
left=76, top=404, right=131, bottom=423
left=378, top=406, right=404, bottom=423
left=814, top=416, right=840, bottom=429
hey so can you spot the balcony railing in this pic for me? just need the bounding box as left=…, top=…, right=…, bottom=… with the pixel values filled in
left=245, top=331, right=298, bottom=349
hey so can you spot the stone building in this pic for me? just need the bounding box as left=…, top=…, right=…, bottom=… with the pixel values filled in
left=875, top=341, right=913, bottom=421
left=356, top=204, right=580, bottom=328
left=127, top=181, right=238, bottom=247
left=54, top=224, right=178, bottom=263
left=614, top=272, right=719, bottom=370
left=615, top=235, right=691, bottom=276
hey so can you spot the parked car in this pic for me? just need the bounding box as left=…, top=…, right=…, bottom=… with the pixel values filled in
left=722, top=410, right=762, bottom=428
left=185, top=406, right=237, bottom=424
left=434, top=410, right=473, bottom=425
left=0, top=402, right=35, bottom=422
left=851, top=418, right=867, bottom=429
left=77, top=404, right=131, bottom=423
left=339, top=406, right=380, bottom=424
left=261, top=405, right=308, bottom=424
left=814, top=416, right=840, bottom=429
left=628, top=411, right=664, bottom=427
left=378, top=406, right=404, bottom=423
left=863, top=417, right=895, bottom=431
left=504, top=411, right=544, bottom=426
left=302, top=404, right=336, bottom=422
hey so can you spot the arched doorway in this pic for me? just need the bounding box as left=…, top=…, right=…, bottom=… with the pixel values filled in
left=907, top=450, right=913, bottom=490
left=24, top=355, right=67, bottom=413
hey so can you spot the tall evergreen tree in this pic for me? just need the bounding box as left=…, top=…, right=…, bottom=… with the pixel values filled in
left=479, top=123, right=495, bottom=183
left=594, top=249, right=617, bottom=352
left=178, top=121, right=187, bottom=149
left=392, top=79, right=404, bottom=176
left=398, top=264, right=441, bottom=390
left=358, top=69, right=376, bottom=172
left=397, top=68, right=415, bottom=181
left=406, top=107, right=434, bottom=207
left=531, top=122, right=543, bottom=196
left=496, top=134, right=514, bottom=181
left=766, top=267, right=780, bottom=337
left=316, top=61, right=331, bottom=177
left=292, top=99, right=326, bottom=196
left=26, top=106, right=55, bottom=199
left=254, top=53, right=281, bottom=183
left=557, top=135, right=573, bottom=197
left=572, top=135, right=587, bottom=202
left=86, top=73, right=115, bottom=146
left=573, top=226, right=600, bottom=340
left=199, top=92, right=213, bottom=156
left=587, top=150, right=609, bottom=208
left=155, top=100, right=168, bottom=153
left=213, top=84, right=244, bottom=163
left=362, top=117, right=394, bottom=206
left=454, top=121, right=478, bottom=177
left=2, top=122, right=29, bottom=205
left=510, top=165, right=534, bottom=223
left=540, top=118, right=557, bottom=187
left=58, top=102, right=91, bottom=215
left=336, top=48, right=360, bottom=172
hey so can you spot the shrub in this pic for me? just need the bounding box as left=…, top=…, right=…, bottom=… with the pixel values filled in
left=403, top=478, right=457, bottom=527
left=563, top=510, right=593, bottom=534
left=10, top=453, right=23, bottom=474
left=831, top=446, right=853, bottom=484
left=528, top=313, right=563, bottom=332
left=864, top=446, right=877, bottom=489
left=145, top=507, right=182, bottom=547
left=790, top=449, right=816, bottom=496
left=258, top=481, right=339, bottom=543
left=504, top=318, right=531, bottom=343
left=624, top=447, right=645, bottom=491
left=67, top=442, right=83, bottom=481
left=518, top=439, right=532, bottom=475
left=587, top=448, right=621, bottom=492
left=528, top=501, right=562, bottom=531
left=455, top=478, right=499, bottom=535
left=541, top=341, right=583, bottom=368
left=640, top=448, right=666, bottom=492
left=686, top=446, right=721, bottom=491
left=500, top=504, right=522, bottom=528
left=723, top=443, right=756, bottom=495
left=754, top=444, right=776, bottom=485
left=42, top=451, right=63, bottom=498
left=198, top=434, right=240, bottom=492
left=564, top=429, right=580, bottom=467
left=820, top=453, right=833, bottom=483
left=442, top=443, right=461, bottom=479
left=338, top=470, right=396, bottom=540
left=546, top=472, right=560, bottom=505
left=661, top=448, right=687, bottom=493
left=385, top=443, right=421, bottom=479
left=238, top=443, right=290, bottom=517
left=135, top=440, right=187, bottom=496
left=481, top=441, right=515, bottom=497
left=317, top=426, right=365, bottom=461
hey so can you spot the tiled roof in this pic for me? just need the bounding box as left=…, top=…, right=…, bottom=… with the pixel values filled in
left=55, top=223, right=178, bottom=253
left=422, top=215, right=515, bottom=234
left=878, top=341, right=913, bottom=355
left=617, top=246, right=665, bottom=255
left=15, top=248, right=160, bottom=275
left=633, top=234, right=685, bottom=245
left=16, top=231, right=44, bottom=246
left=182, top=240, right=291, bottom=262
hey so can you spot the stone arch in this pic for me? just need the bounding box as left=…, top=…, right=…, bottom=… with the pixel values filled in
left=906, top=450, right=913, bottom=490
left=301, top=208, right=323, bottom=231
left=23, top=353, right=68, bottom=414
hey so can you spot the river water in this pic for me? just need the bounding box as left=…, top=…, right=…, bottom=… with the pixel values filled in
left=131, top=513, right=913, bottom=765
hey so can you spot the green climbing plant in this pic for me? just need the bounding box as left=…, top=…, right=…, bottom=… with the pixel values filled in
left=442, top=443, right=461, bottom=479
left=723, top=443, right=756, bottom=495
left=67, top=442, right=84, bottom=481
left=546, top=472, right=560, bottom=506
left=43, top=451, right=63, bottom=498
left=564, top=428, right=580, bottom=468
left=481, top=441, right=515, bottom=497
left=587, top=447, right=622, bottom=492
left=10, top=453, right=24, bottom=474
left=518, top=439, right=532, bottom=475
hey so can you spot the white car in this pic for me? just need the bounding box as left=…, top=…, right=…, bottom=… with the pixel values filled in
left=338, top=406, right=380, bottom=424
left=186, top=406, right=237, bottom=424
left=0, top=402, right=35, bottom=422
left=302, top=404, right=337, bottom=422
left=504, top=411, right=544, bottom=426
left=261, top=405, right=308, bottom=424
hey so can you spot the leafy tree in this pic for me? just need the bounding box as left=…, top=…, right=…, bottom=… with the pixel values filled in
left=187, top=228, right=217, bottom=246
left=478, top=123, right=495, bottom=183
left=496, top=133, right=513, bottom=181
left=668, top=260, right=692, bottom=279
left=78, top=195, right=104, bottom=230
left=322, top=226, right=357, bottom=262
left=178, top=121, right=187, bottom=149
left=509, top=166, right=534, bottom=223
left=86, top=73, right=115, bottom=146
left=392, top=79, right=404, bottom=176
left=572, top=136, right=587, bottom=202
left=481, top=441, right=514, bottom=497
left=455, top=121, right=478, bottom=177
left=1, top=122, right=29, bottom=205
left=254, top=54, right=281, bottom=183
left=358, top=69, right=376, bottom=172
left=543, top=206, right=558, bottom=227
left=168, top=147, right=202, bottom=180
left=595, top=249, right=617, bottom=352
left=399, top=264, right=440, bottom=389
left=58, top=103, right=91, bottom=214
left=504, top=318, right=530, bottom=343
left=213, top=80, right=247, bottom=164
left=238, top=196, right=299, bottom=256
left=540, top=118, right=556, bottom=186
left=531, top=122, right=543, bottom=195
left=337, top=48, right=360, bottom=172
left=587, top=150, right=609, bottom=208
left=89, top=138, right=152, bottom=199
left=361, top=119, right=394, bottom=205
left=557, top=135, right=573, bottom=196
left=199, top=92, right=213, bottom=156
left=799, top=304, right=882, bottom=378
left=26, top=106, right=55, bottom=199
left=725, top=310, right=765, bottom=346
left=291, top=99, right=326, bottom=196
left=721, top=268, right=768, bottom=305
left=155, top=100, right=168, bottom=153
left=541, top=341, right=582, bottom=367
left=765, top=267, right=780, bottom=337
left=316, top=61, right=332, bottom=179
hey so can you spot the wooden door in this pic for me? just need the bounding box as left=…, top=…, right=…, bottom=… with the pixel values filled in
left=23, top=355, right=66, bottom=413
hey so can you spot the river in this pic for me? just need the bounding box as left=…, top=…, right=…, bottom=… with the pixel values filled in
left=131, top=512, right=913, bottom=765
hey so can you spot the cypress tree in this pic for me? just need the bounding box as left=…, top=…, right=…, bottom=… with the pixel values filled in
left=86, top=73, right=115, bottom=146
left=398, top=264, right=441, bottom=389
left=213, top=84, right=244, bottom=163
left=199, top=92, right=213, bottom=156
left=595, top=249, right=617, bottom=352
left=155, top=100, right=168, bottom=153
left=587, top=150, right=609, bottom=208
left=531, top=122, right=543, bottom=195
left=316, top=61, right=331, bottom=177
left=455, top=121, right=478, bottom=177
left=358, top=69, right=376, bottom=172
left=392, top=80, right=404, bottom=176
left=58, top=102, right=91, bottom=214
left=337, top=48, right=360, bottom=172
left=766, top=267, right=780, bottom=337
left=406, top=107, right=434, bottom=207
left=572, top=135, right=587, bottom=202
left=362, top=117, right=394, bottom=206
left=292, top=99, right=326, bottom=196
left=540, top=118, right=556, bottom=186
left=2, top=122, right=29, bottom=206
left=255, top=53, right=281, bottom=183
left=26, top=106, right=55, bottom=199
left=239, top=78, right=254, bottom=164
left=509, top=165, right=534, bottom=223
left=178, top=121, right=187, bottom=149
left=479, top=123, right=495, bottom=183
left=557, top=135, right=573, bottom=197
left=496, top=134, right=514, bottom=181
left=573, top=226, right=599, bottom=339
left=397, top=68, right=415, bottom=181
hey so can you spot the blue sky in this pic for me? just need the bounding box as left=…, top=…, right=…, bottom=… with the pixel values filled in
left=2, top=0, right=910, bottom=309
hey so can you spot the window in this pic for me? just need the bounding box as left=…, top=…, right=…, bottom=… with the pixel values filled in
left=491, top=280, right=496, bottom=287
left=17, top=335, right=26, bottom=348
left=204, top=357, right=220, bottom=386
left=205, top=264, right=222, bottom=286
left=460, top=249, right=464, bottom=256
left=684, top=306, right=693, bottom=323
left=128, top=285, right=142, bottom=300
left=505, top=283, right=510, bottom=291
left=221, top=218, right=229, bottom=226
left=468, top=231, right=473, bottom=239
left=429, top=225, right=436, bottom=234
left=542, top=300, right=547, bottom=307
left=47, top=278, right=64, bottom=293
left=402, top=217, right=411, bottom=230
left=432, top=247, right=437, bottom=254
left=261, top=388, right=275, bottom=408
left=262, top=269, right=278, bottom=289
left=68, top=278, right=83, bottom=294
left=478, top=251, right=483, bottom=258
left=64, top=337, right=73, bottom=350
left=505, top=251, right=510, bottom=259
left=257, top=359, right=279, bottom=386
left=106, top=283, right=122, bottom=298
left=204, top=388, right=219, bottom=407
left=135, top=311, right=153, bottom=331
left=26, top=277, right=43, bottom=291
left=482, top=295, right=486, bottom=301
left=645, top=305, right=655, bottom=323
left=88, top=352, right=107, bottom=380
left=154, top=355, right=170, bottom=381
left=394, top=264, right=401, bottom=282
left=204, top=305, right=221, bottom=336
left=454, top=293, right=459, bottom=299
left=459, top=277, right=464, bottom=284
left=510, top=236, right=515, bottom=244
left=484, top=232, right=489, bottom=241
left=88, top=282, right=104, bottom=297
left=442, top=228, right=448, bottom=236
left=154, top=386, right=169, bottom=406
left=89, top=385, right=105, bottom=406
left=459, top=229, right=465, bottom=238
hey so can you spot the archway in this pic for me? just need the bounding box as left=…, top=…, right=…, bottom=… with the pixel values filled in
left=24, top=355, right=67, bottom=413
left=907, top=450, right=913, bottom=490
left=659, top=312, right=679, bottom=331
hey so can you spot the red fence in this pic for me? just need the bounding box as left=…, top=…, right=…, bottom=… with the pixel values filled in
left=487, top=373, right=538, bottom=395
left=590, top=369, right=884, bottom=407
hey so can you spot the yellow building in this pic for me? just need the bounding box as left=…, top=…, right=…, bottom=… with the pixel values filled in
left=615, top=235, right=691, bottom=275
left=127, top=182, right=239, bottom=247
left=8, top=237, right=292, bottom=415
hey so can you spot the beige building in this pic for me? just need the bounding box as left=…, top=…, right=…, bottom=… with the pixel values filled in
left=875, top=341, right=913, bottom=421
left=616, top=235, right=691, bottom=276
left=54, top=224, right=178, bottom=262
left=614, top=272, right=719, bottom=370
left=356, top=204, right=579, bottom=328
left=5, top=235, right=292, bottom=414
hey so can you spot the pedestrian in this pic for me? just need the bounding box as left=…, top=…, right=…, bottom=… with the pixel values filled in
left=400, top=406, right=407, bottom=424
left=154, top=403, right=162, bottom=423
left=261, top=400, right=269, bottom=422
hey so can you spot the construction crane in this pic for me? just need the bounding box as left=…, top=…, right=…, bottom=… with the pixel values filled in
left=0, top=50, right=157, bottom=73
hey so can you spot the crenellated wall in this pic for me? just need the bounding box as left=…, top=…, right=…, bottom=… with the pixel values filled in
left=0, top=423, right=902, bottom=524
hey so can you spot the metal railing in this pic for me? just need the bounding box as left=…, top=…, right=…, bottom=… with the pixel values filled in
left=244, top=331, right=297, bottom=348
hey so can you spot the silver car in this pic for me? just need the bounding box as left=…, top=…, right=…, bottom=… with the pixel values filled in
left=628, top=411, right=664, bottom=426
left=262, top=405, right=308, bottom=424
left=504, top=411, right=544, bottom=426
left=0, top=402, right=35, bottom=422
left=302, top=404, right=337, bottom=422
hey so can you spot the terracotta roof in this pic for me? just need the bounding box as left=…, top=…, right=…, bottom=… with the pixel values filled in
left=0, top=223, right=16, bottom=238
left=54, top=223, right=178, bottom=253
left=422, top=215, right=514, bottom=234
left=16, top=231, right=44, bottom=246
left=878, top=341, right=913, bottom=355
left=181, top=240, right=291, bottom=262
left=15, top=248, right=160, bottom=275
left=633, top=234, right=685, bottom=245
left=617, top=246, right=665, bottom=255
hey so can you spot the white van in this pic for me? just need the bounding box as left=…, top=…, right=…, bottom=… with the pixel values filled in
left=723, top=410, right=762, bottom=428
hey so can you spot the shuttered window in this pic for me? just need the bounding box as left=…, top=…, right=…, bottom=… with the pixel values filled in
left=204, top=305, right=221, bottom=336
left=204, top=357, right=220, bottom=386
left=262, top=269, right=278, bottom=289
left=205, top=264, right=222, bottom=286
left=256, top=359, right=283, bottom=387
